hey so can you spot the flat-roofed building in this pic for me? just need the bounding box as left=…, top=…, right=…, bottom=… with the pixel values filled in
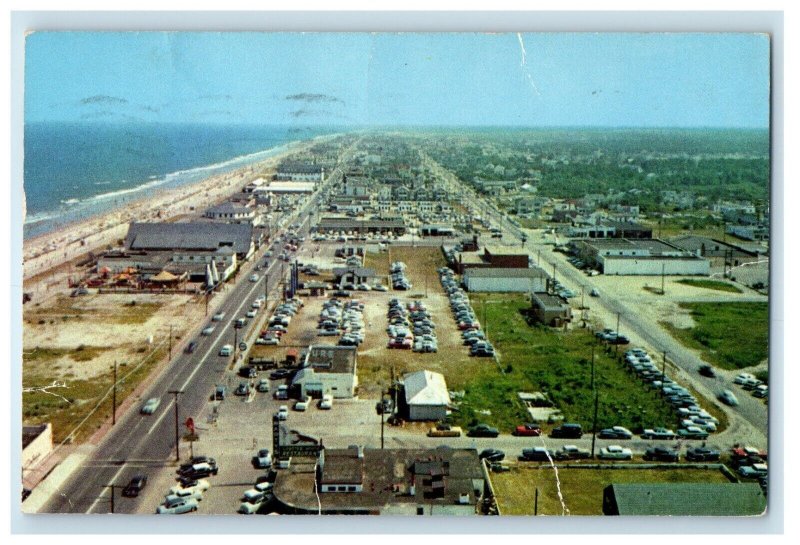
left=603, top=483, right=766, bottom=516
left=530, top=292, right=572, bottom=326
left=292, top=345, right=358, bottom=399
left=204, top=202, right=257, bottom=224
left=124, top=222, right=255, bottom=261
left=575, top=238, right=710, bottom=276
left=463, top=267, right=548, bottom=293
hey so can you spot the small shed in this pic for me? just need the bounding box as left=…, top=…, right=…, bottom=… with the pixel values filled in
left=530, top=292, right=572, bottom=326
left=403, top=370, right=451, bottom=422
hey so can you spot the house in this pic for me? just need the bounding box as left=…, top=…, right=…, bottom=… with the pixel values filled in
left=291, top=345, right=358, bottom=399
left=462, top=267, right=548, bottom=293
left=332, top=266, right=377, bottom=286
left=530, top=292, right=572, bottom=326
left=403, top=370, right=451, bottom=422
left=602, top=483, right=766, bottom=516
left=272, top=446, right=485, bottom=515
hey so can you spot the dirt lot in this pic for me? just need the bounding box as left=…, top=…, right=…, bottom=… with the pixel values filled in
left=23, top=292, right=206, bottom=443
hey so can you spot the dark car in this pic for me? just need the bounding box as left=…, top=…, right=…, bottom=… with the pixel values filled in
left=179, top=456, right=217, bottom=471
left=479, top=448, right=505, bottom=462
left=685, top=447, right=721, bottom=462
left=467, top=424, right=500, bottom=438
left=698, top=365, right=716, bottom=378
left=270, top=369, right=292, bottom=380
left=178, top=463, right=218, bottom=479
left=643, top=446, right=680, bottom=462
left=332, top=290, right=351, bottom=298
left=122, top=475, right=148, bottom=497
left=520, top=447, right=554, bottom=462
left=239, top=366, right=258, bottom=379
left=214, top=385, right=226, bottom=400
left=184, top=341, right=198, bottom=354
left=550, top=423, right=583, bottom=439
left=598, top=426, right=633, bottom=440
left=235, top=382, right=251, bottom=396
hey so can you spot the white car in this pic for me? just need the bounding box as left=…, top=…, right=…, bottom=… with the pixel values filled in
left=164, top=487, right=203, bottom=503
left=249, top=274, right=259, bottom=282
left=246, top=309, right=258, bottom=318
left=169, top=479, right=210, bottom=496
left=219, top=344, right=233, bottom=357
left=598, top=445, right=633, bottom=460
left=734, top=372, right=756, bottom=385
left=277, top=406, right=289, bottom=420
left=157, top=498, right=198, bottom=514
left=140, top=398, right=161, bottom=415
left=319, top=395, right=333, bottom=410
left=212, top=312, right=226, bottom=322
left=238, top=498, right=264, bottom=515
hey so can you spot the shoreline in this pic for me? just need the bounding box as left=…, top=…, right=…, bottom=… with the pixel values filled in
left=22, top=137, right=318, bottom=283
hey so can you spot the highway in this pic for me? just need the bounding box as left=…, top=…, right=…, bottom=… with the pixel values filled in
left=40, top=139, right=358, bottom=514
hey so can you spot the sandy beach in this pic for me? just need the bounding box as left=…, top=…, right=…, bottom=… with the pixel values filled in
left=22, top=138, right=317, bottom=289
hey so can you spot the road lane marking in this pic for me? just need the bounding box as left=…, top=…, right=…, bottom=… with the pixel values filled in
left=85, top=463, right=128, bottom=514
left=147, top=400, right=174, bottom=435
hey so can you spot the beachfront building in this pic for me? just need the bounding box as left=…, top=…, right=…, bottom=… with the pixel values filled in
left=275, top=162, right=326, bottom=182
left=204, top=202, right=259, bottom=224
left=124, top=222, right=255, bottom=261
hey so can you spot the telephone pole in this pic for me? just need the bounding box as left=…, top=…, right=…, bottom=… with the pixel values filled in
left=168, top=324, right=173, bottom=360
left=103, top=483, right=116, bottom=514
left=112, top=360, right=118, bottom=426
left=168, top=390, right=184, bottom=462
left=590, top=389, right=599, bottom=458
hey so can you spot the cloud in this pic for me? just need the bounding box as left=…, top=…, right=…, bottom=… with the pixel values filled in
left=79, top=95, right=129, bottom=106
left=285, top=93, right=344, bottom=105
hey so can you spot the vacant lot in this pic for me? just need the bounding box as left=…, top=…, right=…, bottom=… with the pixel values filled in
left=492, top=465, right=732, bottom=515
left=23, top=292, right=201, bottom=443
left=451, top=295, right=677, bottom=434
left=661, top=302, right=769, bottom=370
left=676, top=279, right=743, bottom=294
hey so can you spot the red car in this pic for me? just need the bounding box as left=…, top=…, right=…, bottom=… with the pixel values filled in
left=513, top=424, right=542, bottom=437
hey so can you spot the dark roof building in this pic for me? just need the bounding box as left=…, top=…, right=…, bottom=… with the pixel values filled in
left=602, top=483, right=766, bottom=516
left=124, top=222, right=255, bottom=259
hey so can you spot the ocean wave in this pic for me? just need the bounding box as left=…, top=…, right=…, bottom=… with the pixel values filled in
left=61, top=198, right=80, bottom=205
left=94, top=181, right=112, bottom=185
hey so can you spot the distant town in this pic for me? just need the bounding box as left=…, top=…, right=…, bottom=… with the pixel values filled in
left=23, top=129, right=769, bottom=516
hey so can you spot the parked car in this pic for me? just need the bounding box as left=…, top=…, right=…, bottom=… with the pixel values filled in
left=734, top=372, right=756, bottom=385
left=256, top=378, right=270, bottom=393
left=140, top=398, right=161, bottom=415
left=513, top=424, right=542, bottom=437
left=169, top=479, right=210, bottom=496
left=177, top=463, right=218, bottom=480
left=677, top=426, right=709, bottom=440
left=738, top=463, right=768, bottom=478
left=643, top=446, right=680, bottom=462
left=252, top=449, right=272, bottom=469
left=479, top=448, right=505, bottom=462
left=598, top=445, right=633, bottom=460
left=219, top=345, right=233, bottom=357
left=685, top=447, right=721, bottom=462
left=156, top=497, right=198, bottom=514
left=239, top=366, right=258, bottom=379
left=641, top=427, right=676, bottom=440
left=598, top=426, right=633, bottom=440
left=121, top=475, right=148, bottom=497
left=214, top=385, right=226, bottom=401
left=468, top=424, right=500, bottom=438
left=555, top=445, right=591, bottom=461
left=550, top=423, right=583, bottom=439
left=234, top=382, right=250, bottom=396
left=520, top=447, right=554, bottom=462
left=319, top=395, right=333, bottom=410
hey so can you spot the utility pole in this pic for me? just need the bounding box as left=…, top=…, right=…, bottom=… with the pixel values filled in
left=103, top=483, right=116, bottom=514
left=168, top=324, right=173, bottom=360
left=168, top=390, right=184, bottom=462
left=590, top=390, right=599, bottom=458
left=661, top=263, right=666, bottom=295
left=590, top=345, right=595, bottom=391
left=112, top=360, right=117, bottom=426
left=615, top=312, right=621, bottom=355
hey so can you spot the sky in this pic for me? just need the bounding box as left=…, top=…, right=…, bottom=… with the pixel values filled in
left=24, top=32, right=770, bottom=127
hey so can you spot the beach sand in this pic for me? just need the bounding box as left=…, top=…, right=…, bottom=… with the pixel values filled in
left=22, top=139, right=315, bottom=295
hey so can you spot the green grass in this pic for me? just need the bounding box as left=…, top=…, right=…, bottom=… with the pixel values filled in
left=676, top=279, right=743, bottom=293
left=450, top=295, right=678, bottom=434
left=492, top=466, right=732, bottom=516
left=661, top=302, right=769, bottom=370
left=23, top=345, right=168, bottom=444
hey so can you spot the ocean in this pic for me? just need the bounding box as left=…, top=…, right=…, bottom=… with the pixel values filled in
left=22, top=122, right=340, bottom=240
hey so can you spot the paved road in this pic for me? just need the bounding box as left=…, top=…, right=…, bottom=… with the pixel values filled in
left=40, top=139, right=360, bottom=514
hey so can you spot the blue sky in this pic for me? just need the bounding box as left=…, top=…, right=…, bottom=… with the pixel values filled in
left=25, top=32, right=770, bottom=127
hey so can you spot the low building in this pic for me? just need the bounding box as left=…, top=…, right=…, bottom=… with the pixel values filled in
left=482, top=245, right=530, bottom=268
left=22, top=424, right=53, bottom=486
left=530, top=292, right=572, bottom=326
left=332, top=266, right=377, bottom=286
left=602, top=483, right=766, bottom=516
left=124, top=222, right=255, bottom=261
left=670, top=235, right=761, bottom=268
left=262, top=181, right=316, bottom=194
left=420, top=224, right=457, bottom=237
left=292, top=345, right=358, bottom=399
left=275, top=162, right=326, bottom=182
left=726, top=224, right=769, bottom=241
left=316, top=217, right=406, bottom=235
left=462, top=267, right=548, bottom=293
left=204, top=202, right=256, bottom=223
left=575, top=238, right=710, bottom=276
left=403, top=370, right=451, bottom=422
left=272, top=446, right=485, bottom=515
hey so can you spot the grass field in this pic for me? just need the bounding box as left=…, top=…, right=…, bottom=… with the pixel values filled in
left=491, top=466, right=731, bottom=516
left=23, top=343, right=168, bottom=444
left=450, top=294, right=678, bottom=434
left=676, top=279, right=743, bottom=293
left=661, top=302, right=769, bottom=370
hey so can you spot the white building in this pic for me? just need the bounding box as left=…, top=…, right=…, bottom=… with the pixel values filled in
left=577, top=239, right=711, bottom=276
left=204, top=202, right=257, bottom=223
left=462, top=267, right=548, bottom=293
left=292, top=345, right=358, bottom=399
left=403, top=370, right=450, bottom=421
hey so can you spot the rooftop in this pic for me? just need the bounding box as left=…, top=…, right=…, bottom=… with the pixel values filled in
left=305, top=345, right=357, bottom=374
left=464, top=267, right=547, bottom=279
left=531, top=292, right=570, bottom=309
left=606, top=483, right=766, bottom=516
left=125, top=222, right=253, bottom=256
left=582, top=238, right=688, bottom=255
left=404, top=370, right=450, bottom=407
left=483, top=245, right=529, bottom=256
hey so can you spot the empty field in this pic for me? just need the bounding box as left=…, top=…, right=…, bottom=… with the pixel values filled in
left=491, top=466, right=731, bottom=516
left=661, top=301, right=769, bottom=370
